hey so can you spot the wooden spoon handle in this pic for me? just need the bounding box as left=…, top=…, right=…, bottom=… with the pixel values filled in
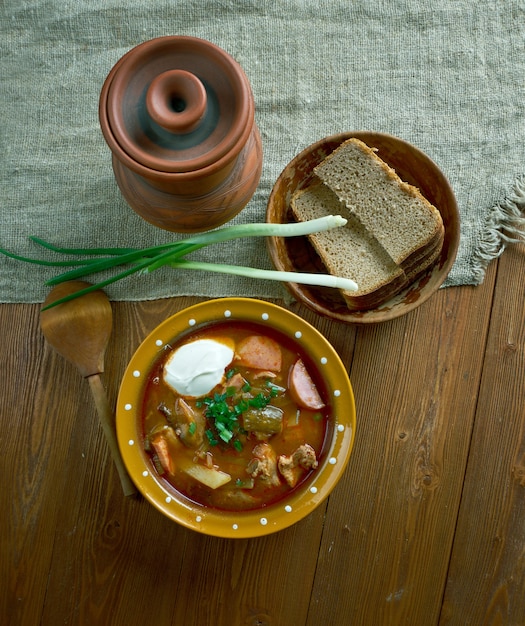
left=88, top=374, right=137, bottom=498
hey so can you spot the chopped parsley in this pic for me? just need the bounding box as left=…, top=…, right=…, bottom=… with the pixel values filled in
left=225, top=368, right=236, bottom=380
left=196, top=379, right=281, bottom=450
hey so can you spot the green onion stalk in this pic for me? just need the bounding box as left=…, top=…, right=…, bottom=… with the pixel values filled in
left=0, top=215, right=358, bottom=309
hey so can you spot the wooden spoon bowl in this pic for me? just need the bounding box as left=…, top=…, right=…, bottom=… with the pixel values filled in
left=41, top=281, right=137, bottom=497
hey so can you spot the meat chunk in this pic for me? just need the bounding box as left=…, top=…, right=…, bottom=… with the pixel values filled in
left=252, top=370, right=277, bottom=380
left=278, top=444, right=319, bottom=488
left=288, top=359, right=325, bottom=410
left=246, top=442, right=281, bottom=487
left=222, top=371, right=247, bottom=392
left=150, top=429, right=176, bottom=475
left=235, top=335, right=282, bottom=372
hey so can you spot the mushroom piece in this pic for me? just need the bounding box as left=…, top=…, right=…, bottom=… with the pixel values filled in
left=278, top=444, right=319, bottom=488
left=172, top=397, right=206, bottom=448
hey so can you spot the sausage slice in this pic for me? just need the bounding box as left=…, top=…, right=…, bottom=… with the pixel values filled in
left=235, top=335, right=282, bottom=371
left=288, top=359, right=325, bottom=410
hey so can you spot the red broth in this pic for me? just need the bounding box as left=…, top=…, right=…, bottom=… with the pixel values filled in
left=141, top=321, right=330, bottom=511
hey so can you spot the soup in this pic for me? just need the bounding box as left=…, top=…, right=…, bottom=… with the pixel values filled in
left=141, top=321, right=330, bottom=511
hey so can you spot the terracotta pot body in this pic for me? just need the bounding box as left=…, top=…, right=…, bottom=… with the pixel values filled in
left=99, top=36, right=263, bottom=232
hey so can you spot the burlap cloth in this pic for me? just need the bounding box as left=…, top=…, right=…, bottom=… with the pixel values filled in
left=2, top=0, right=524, bottom=304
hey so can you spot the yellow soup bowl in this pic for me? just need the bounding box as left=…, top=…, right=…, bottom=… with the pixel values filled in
left=116, top=297, right=356, bottom=538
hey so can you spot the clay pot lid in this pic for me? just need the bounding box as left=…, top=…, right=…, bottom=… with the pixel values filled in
left=100, top=36, right=254, bottom=175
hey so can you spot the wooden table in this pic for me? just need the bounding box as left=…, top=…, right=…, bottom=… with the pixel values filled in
left=2, top=244, right=524, bottom=626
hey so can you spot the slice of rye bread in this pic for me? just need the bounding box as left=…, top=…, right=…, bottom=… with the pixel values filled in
left=290, top=183, right=409, bottom=310
left=356, top=228, right=443, bottom=307
left=402, top=226, right=444, bottom=283
left=398, top=222, right=444, bottom=275
left=314, top=138, right=444, bottom=270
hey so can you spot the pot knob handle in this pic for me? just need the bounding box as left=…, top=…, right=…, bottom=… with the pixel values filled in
left=145, top=69, right=207, bottom=134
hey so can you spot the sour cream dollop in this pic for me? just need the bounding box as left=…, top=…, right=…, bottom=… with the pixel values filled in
left=163, top=339, right=235, bottom=397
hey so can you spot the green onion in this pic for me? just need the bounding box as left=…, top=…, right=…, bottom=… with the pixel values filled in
left=225, top=368, right=236, bottom=380
left=0, top=215, right=358, bottom=309
left=166, top=259, right=359, bottom=293
left=29, top=236, right=139, bottom=256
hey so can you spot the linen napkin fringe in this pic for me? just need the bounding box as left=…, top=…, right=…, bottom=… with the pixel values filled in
left=473, top=176, right=525, bottom=282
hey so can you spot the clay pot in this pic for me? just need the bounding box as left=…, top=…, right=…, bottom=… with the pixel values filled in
left=99, top=36, right=263, bottom=232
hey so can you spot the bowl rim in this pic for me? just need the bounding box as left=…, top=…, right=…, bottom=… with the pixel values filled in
left=116, top=297, right=356, bottom=538
left=266, top=131, right=460, bottom=324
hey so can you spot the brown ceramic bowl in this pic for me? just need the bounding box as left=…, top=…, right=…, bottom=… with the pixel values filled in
left=266, top=132, right=460, bottom=324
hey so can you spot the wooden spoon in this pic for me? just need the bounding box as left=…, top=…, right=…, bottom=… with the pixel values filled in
left=40, top=280, right=137, bottom=497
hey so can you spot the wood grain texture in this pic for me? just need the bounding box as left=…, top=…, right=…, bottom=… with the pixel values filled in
left=440, top=246, right=525, bottom=626
left=1, top=252, right=524, bottom=625
left=305, top=269, right=496, bottom=626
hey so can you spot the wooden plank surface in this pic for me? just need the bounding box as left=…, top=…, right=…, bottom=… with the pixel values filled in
left=440, top=245, right=525, bottom=625
left=1, top=250, right=524, bottom=625
left=306, top=265, right=496, bottom=625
